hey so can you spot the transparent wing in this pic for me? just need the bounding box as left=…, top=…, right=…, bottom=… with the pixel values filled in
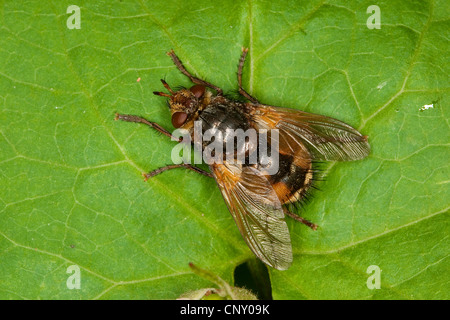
left=253, top=105, right=370, bottom=161
left=211, top=163, right=292, bottom=270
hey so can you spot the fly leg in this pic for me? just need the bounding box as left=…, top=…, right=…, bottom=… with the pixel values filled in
left=167, top=50, right=223, bottom=95
left=143, top=164, right=213, bottom=181
left=115, top=113, right=180, bottom=141
left=237, top=47, right=260, bottom=104
left=283, top=208, right=318, bottom=230
left=115, top=113, right=213, bottom=180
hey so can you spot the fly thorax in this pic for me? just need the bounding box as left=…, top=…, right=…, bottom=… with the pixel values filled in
left=198, top=103, right=257, bottom=164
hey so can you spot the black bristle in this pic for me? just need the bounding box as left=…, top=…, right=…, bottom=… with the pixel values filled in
left=174, top=85, right=186, bottom=91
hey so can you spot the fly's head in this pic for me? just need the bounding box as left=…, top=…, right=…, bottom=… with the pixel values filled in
left=153, top=80, right=207, bottom=129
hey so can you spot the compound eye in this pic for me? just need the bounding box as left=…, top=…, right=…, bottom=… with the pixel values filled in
left=190, top=84, right=205, bottom=98
left=171, top=112, right=188, bottom=128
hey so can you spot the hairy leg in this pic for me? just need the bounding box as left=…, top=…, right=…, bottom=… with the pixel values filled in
left=143, top=164, right=213, bottom=181
left=237, top=47, right=259, bottom=104
left=283, top=208, right=318, bottom=230
left=115, top=113, right=179, bottom=140
left=167, top=50, right=223, bottom=95
left=115, top=113, right=212, bottom=180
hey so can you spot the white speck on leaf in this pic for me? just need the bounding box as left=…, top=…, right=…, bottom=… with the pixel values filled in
left=419, top=104, right=433, bottom=111
left=377, top=81, right=387, bottom=90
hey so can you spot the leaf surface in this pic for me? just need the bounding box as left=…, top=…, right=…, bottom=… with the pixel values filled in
left=0, top=0, right=448, bottom=299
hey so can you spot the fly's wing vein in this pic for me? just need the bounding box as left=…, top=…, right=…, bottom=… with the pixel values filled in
left=211, top=164, right=292, bottom=270
left=253, top=105, right=370, bottom=161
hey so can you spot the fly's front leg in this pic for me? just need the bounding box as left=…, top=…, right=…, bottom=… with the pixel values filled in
left=115, top=113, right=213, bottom=180
left=237, top=47, right=259, bottom=104
left=115, top=113, right=180, bottom=141
left=167, top=50, right=223, bottom=95
left=143, top=164, right=213, bottom=181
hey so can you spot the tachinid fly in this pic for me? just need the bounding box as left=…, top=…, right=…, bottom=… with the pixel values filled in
left=116, top=48, right=370, bottom=270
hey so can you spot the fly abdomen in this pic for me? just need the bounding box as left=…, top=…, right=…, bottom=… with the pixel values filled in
left=264, top=153, right=313, bottom=205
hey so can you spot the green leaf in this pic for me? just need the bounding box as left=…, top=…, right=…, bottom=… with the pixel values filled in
left=0, top=0, right=448, bottom=300
left=177, top=263, right=258, bottom=300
